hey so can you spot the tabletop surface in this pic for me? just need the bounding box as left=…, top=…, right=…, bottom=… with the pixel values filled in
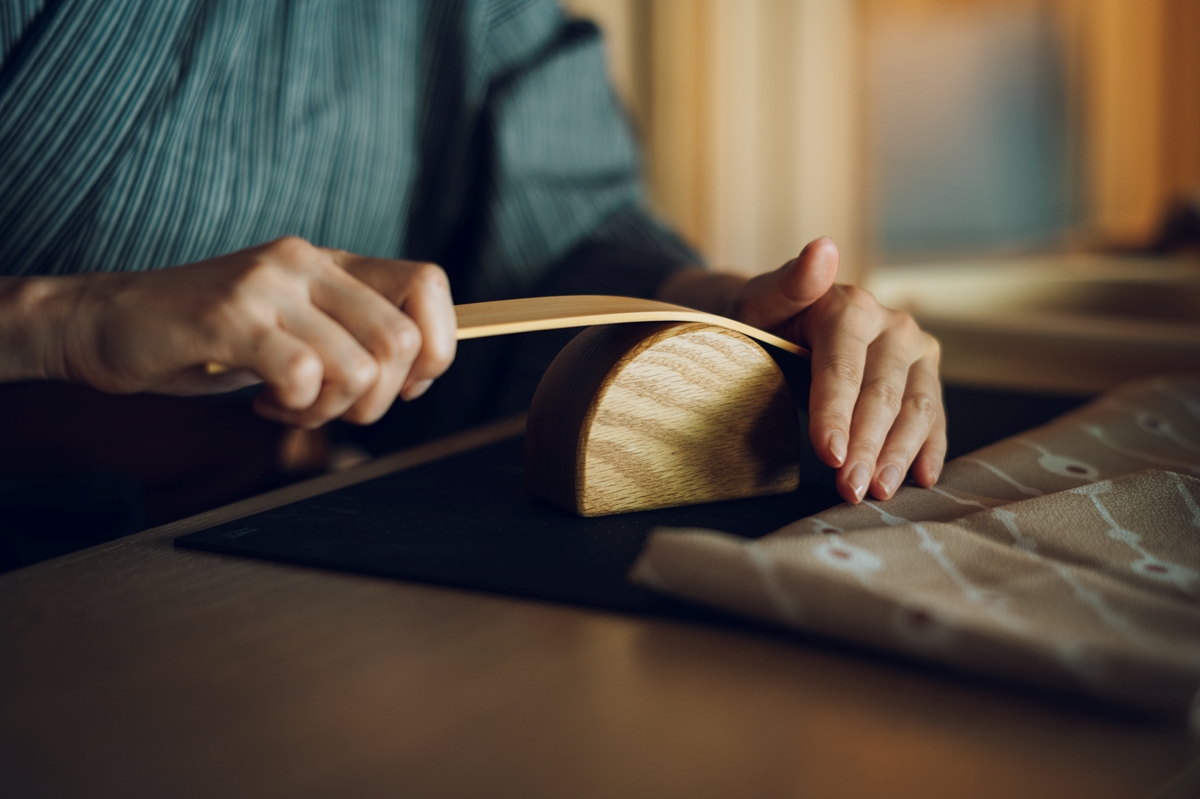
left=3, top=415, right=1199, bottom=799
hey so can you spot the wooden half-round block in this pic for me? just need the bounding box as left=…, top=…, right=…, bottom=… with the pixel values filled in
left=525, top=321, right=800, bottom=517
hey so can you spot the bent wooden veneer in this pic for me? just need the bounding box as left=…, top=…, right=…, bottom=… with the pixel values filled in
left=453, top=295, right=807, bottom=356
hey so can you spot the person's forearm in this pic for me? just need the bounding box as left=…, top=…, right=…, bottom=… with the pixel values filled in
left=654, top=268, right=747, bottom=317
left=0, top=275, right=80, bottom=383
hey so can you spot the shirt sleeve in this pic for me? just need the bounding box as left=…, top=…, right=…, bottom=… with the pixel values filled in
left=357, top=1, right=705, bottom=453
left=433, top=0, right=702, bottom=303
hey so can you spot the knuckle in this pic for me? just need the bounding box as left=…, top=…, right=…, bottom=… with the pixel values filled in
left=842, top=284, right=879, bottom=311
left=264, top=235, right=316, bottom=262
left=863, top=378, right=904, bottom=412
left=878, top=446, right=913, bottom=470
left=854, top=431, right=886, bottom=455
left=824, top=302, right=874, bottom=343
left=924, top=332, right=942, bottom=363
left=346, top=356, right=380, bottom=394
left=240, top=258, right=280, bottom=285
left=821, top=354, right=863, bottom=385
left=391, top=316, right=423, bottom=359
left=331, top=353, right=378, bottom=395
left=812, top=406, right=852, bottom=434
left=277, top=350, right=321, bottom=397
left=231, top=257, right=292, bottom=298
left=427, top=336, right=457, bottom=375
left=904, top=391, right=939, bottom=422
left=892, top=310, right=920, bottom=338
left=411, top=261, right=449, bottom=294
left=370, top=312, right=418, bottom=361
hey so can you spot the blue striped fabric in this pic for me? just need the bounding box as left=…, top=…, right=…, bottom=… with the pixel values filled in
left=0, top=0, right=697, bottom=302
left=0, top=0, right=45, bottom=66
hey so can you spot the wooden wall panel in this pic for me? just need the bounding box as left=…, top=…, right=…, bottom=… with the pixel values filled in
left=566, top=0, right=1200, bottom=269
left=1080, top=0, right=1167, bottom=244
left=1162, top=0, right=1200, bottom=206
left=564, top=0, right=865, bottom=281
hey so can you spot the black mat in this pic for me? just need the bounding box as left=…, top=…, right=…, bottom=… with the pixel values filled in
left=176, top=435, right=843, bottom=618
left=175, top=386, right=1090, bottom=619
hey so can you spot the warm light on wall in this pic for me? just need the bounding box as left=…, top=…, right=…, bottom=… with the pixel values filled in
left=564, top=0, right=864, bottom=281
left=564, top=0, right=1200, bottom=274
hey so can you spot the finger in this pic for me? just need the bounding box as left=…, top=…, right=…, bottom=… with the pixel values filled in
left=309, top=272, right=422, bottom=424
left=806, top=289, right=882, bottom=474
left=157, top=326, right=322, bottom=404
left=731, top=237, right=839, bottom=331
left=838, top=316, right=924, bottom=503
left=912, top=421, right=948, bottom=488
left=910, top=345, right=947, bottom=488
left=330, top=254, right=457, bottom=398
left=231, top=327, right=324, bottom=411
left=869, top=354, right=944, bottom=499
left=263, top=306, right=380, bottom=428
left=397, top=265, right=457, bottom=396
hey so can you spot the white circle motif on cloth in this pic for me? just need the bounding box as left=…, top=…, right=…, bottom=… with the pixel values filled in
left=1132, top=556, right=1198, bottom=589
left=1036, top=452, right=1099, bottom=480
left=1016, top=438, right=1099, bottom=479
left=809, top=518, right=842, bottom=536
left=812, top=538, right=882, bottom=577
left=1135, top=411, right=1200, bottom=456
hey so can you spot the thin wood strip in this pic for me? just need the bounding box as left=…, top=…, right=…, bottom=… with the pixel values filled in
left=205, top=296, right=805, bottom=374
left=454, top=295, right=807, bottom=356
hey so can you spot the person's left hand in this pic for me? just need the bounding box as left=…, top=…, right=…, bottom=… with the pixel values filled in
left=726, top=237, right=945, bottom=505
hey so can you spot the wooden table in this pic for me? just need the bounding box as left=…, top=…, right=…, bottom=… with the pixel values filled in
left=3, top=416, right=1198, bottom=799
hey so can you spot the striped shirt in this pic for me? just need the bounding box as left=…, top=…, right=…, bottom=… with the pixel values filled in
left=0, top=0, right=697, bottom=304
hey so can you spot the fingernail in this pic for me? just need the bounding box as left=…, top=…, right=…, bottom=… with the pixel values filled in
left=848, top=462, right=871, bottom=502
left=877, top=464, right=902, bottom=498
left=401, top=379, right=433, bottom=401
left=828, top=431, right=847, bottom=466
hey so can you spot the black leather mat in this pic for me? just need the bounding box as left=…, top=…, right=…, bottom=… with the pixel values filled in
left=176, top=435, right=843, bottom=618
left=175, top=386, right=1090, bottom=618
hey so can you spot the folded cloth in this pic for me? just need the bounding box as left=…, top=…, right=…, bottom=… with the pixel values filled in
left=629, top=375, right=1200, bottom=728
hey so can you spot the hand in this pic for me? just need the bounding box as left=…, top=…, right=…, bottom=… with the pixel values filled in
left=656, top=237, right=945, bottom=504
left=728, top=238, right=945, bottom=504
left=37, top=237, right=456, bottom=428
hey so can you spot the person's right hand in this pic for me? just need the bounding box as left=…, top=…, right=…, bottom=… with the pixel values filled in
left=43, top=237, right=457, bottom=428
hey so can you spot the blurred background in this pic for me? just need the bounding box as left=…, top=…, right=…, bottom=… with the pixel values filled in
left=563, top=0, right=1200, bottom=394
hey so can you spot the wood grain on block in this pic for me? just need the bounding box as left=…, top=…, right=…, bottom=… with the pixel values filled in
left=525, top=321, right=800, bottom=517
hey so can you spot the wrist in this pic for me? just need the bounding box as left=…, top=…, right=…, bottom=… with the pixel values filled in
left=0, top=274, right=88, bottom=382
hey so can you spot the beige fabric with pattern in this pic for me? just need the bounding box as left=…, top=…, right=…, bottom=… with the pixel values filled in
left=629, top=375, right=1200, bottom=728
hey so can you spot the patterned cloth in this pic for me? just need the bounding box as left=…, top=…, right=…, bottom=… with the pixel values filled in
left=630, top=376, right=1200, bottom=728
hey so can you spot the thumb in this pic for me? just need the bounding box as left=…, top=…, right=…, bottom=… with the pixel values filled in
left=732, top=237, right=840, bottom=331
